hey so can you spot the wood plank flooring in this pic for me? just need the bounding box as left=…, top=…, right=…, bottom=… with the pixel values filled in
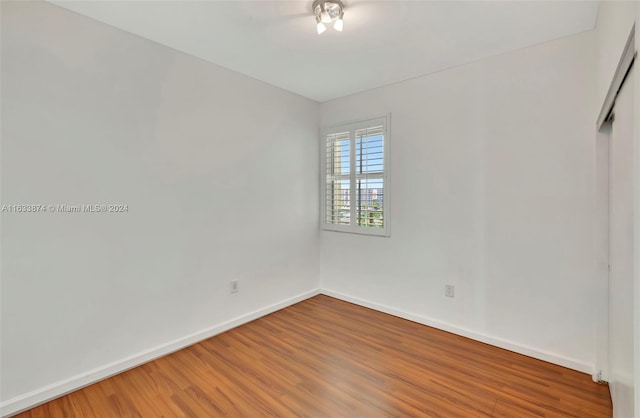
left=15, top=295, right=612, bottom=417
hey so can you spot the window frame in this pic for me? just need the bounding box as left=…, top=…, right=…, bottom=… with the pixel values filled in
left=320, top=114, right=390, bottom=237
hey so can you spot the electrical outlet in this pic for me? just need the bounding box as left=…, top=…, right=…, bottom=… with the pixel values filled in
left=445, top=284, right=455, bottom=298
left=230, top=280, right=239, bottom=294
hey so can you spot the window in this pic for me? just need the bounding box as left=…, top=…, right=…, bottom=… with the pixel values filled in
left=321, top=116, right=389, bottom=236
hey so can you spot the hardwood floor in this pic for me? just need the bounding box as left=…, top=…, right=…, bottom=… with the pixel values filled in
left=15, top=295, right=612, bottom=417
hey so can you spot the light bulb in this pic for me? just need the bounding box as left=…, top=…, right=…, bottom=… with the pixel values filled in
left=317, top=21, right=327, bottom=34
left=334, top=16, right=343, bottom=32
left=321, top=11, right=331, bottom=23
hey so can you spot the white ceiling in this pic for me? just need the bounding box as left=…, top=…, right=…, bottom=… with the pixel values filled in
left=49, top=1, right=599, bottom=102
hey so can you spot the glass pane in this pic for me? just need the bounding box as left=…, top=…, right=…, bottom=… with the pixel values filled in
left=326, top=133, right=350, bottom=176
left=325, top=179, right=350, bottom=225
left=325, top=132, right=351, bottom=225
left=355, top=126, right=384, bottom=228
left=356, top=178, right=383, bottom=228
left=356, top=127, right=384, bottom=174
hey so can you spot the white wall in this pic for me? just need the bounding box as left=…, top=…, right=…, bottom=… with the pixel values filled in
left=320, top=31, right=597, bottom=371
left=0, top=1, right=319, bottom=413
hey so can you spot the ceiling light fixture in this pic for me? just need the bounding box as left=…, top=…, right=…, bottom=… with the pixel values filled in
left=316, top=16, right=327, bottom=34
left=312, top=0, right=344, bottom=34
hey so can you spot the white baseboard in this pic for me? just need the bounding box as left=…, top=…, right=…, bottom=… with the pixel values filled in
left=0, top=288, right=320, bottom=418
left=320, top=289, right=594, bottom=375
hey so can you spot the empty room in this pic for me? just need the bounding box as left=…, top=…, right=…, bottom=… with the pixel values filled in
left=1, top=0, right=639, bottom=417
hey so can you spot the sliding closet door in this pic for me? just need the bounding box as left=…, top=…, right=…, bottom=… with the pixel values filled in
left=609, top=66, right=635, bottom=418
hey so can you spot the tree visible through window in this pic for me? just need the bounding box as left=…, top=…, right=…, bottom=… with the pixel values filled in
left=322, top=116, right=389, bottom=236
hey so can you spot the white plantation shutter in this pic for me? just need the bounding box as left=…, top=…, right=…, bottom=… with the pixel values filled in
left=321, top=116, right=389, bottom=236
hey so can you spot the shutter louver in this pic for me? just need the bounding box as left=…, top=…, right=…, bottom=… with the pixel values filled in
left=325, top=132, right=351, bottom=225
